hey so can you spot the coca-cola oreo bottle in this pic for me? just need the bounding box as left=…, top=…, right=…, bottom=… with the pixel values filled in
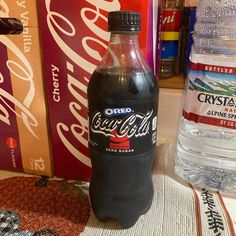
left=88, top=11, right=158, bottom=229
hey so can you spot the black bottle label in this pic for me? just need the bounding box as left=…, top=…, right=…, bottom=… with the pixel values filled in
left=89, top=103, right=157, bottom=156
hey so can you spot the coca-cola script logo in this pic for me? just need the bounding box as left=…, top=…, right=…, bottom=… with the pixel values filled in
left=0, top=0, right=9, bottom=17
left=91, top=110, right=153, bottom=139
left=0, top=0, right=38, bottom=138
left=45, top=0, right=121, bottom=167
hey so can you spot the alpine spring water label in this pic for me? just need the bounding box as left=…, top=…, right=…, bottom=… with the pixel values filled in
left=183, top=61, right=236, bottom=129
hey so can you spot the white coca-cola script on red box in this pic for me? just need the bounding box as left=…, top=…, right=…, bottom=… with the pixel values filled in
left=38, top=0, right=155, bottom=181
left=0, top=0, right=53, bottom=176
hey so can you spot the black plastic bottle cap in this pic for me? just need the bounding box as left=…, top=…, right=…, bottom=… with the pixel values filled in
left=108, top=11, right=141, bottom=32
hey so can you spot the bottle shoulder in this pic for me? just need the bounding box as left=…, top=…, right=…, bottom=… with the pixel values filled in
left=88, top=67, right=158, bottom=102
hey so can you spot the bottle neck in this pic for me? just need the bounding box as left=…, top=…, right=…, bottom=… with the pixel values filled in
left=108, top=32, right=142, bottom=57
left=97, top=32, right=150, bottom=72
left=109, top=32, right=139, bottom=46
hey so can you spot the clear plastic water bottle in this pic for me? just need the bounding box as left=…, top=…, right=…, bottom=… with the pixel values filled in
left=175, top=0, right=236, bottom=193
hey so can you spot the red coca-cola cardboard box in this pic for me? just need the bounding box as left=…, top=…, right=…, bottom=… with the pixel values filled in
left=0, top=0, right=53, bottom=176
left=38, top=0, right=156, bottom=181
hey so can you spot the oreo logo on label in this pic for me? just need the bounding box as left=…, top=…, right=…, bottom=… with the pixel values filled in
left=104, top=108, right=133, bottom=117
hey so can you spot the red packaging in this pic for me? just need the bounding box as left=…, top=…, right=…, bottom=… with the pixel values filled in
left=162, top=10, right=181, bottom=32
left=38, top=0, right=155, bottom=181
left=0, top=0, right=53, bottom=176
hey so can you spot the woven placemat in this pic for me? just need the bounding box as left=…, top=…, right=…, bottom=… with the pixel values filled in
left=0, top=177, right=90, bottom=236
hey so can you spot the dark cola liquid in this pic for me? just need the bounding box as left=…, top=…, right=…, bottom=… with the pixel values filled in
left=88, top=67, right=158, bottom=228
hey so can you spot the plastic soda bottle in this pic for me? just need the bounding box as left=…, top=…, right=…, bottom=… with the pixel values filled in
left=88, top=11, right=159, bottom=228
